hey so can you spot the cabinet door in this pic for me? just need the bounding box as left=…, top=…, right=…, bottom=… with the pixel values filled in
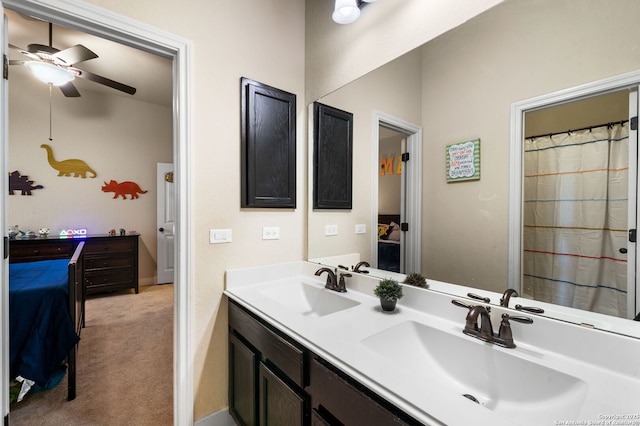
left=258, top=362, right=305, bottom=426
left=229, top=334, right=257, bottom=426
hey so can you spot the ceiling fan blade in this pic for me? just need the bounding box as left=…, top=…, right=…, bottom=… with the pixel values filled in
left=54, top=44, right=98, bottom=65
left=27, top=43, right=59, bottom=55
left=59, top=81, right=81, bottom=97
left=75, top=68, right=136, bottom=95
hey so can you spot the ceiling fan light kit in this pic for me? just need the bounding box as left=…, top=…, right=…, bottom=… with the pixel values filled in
left=9, top=21, right=136, bottom=97
left=24, top=61, right=74, bottom=86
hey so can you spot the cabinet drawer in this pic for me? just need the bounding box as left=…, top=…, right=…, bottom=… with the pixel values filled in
left=10, top=241, right=71, bottom=260
left=85, top=268, right=135, bottom=286
left=229, top=301, right=305, bottom=387
left=309, top=356, right=418, bottom=426
left=85, top=254, right=134, bottom=270
left=84, top=239, right=135, bottom=254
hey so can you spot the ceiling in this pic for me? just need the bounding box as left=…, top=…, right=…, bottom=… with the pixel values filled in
left=5, top=9, right=173, bottom=107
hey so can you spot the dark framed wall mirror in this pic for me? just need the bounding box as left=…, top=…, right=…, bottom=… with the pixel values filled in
left=313, top=102, right=353, bottom=209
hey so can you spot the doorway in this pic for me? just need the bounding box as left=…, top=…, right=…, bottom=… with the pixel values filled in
left=509, top=71, right=640, bottom=321
left=372, top=112, right=422, bottom=275
left=0, top=1, right=193, bottom=425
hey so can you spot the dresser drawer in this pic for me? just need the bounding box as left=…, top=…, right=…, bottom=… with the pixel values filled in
left=85, top=254, right=135, bottom=270
left=84, top=238, right=135, bottom=254
left=10, top=241, right=72, bottom=260
left=85, top=268, right=135, bottom=287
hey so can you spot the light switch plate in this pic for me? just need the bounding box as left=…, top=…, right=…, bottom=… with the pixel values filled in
left=210, top=229, right=232, bottom=244
left=355, top=224, right=366, bottom=234
left=325, top=224, right=338, bottom=236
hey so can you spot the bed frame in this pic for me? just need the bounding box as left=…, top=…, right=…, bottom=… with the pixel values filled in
left=67, top=241, right=85, bottom=401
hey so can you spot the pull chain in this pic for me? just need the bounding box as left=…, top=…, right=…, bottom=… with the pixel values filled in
left=49, top=84, right=53, bottom=141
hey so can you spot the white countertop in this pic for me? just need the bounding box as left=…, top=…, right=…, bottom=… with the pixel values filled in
left=225, top=261, right=640, bottom=426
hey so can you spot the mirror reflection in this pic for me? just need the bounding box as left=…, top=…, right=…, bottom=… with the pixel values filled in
left=307, top=0, right=640, bottom=336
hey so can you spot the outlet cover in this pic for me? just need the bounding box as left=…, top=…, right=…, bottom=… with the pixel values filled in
left=262, top=227, right=280, bottom=240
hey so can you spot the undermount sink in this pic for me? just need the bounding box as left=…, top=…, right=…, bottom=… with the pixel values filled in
left=259, top=281, right=360, bottom=317
left=361, top=321, right=589, bottom=424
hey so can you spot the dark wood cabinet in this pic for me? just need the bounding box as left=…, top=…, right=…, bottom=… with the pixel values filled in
left=229, top=333, right=258, bottom=426
left=308, top=356, right=419, bottom=426
left=228, top=299, right=421, bottom=426
left=258, top=362, right=305, bottom=426
left=9, top=234, right=139, bottom=295
left=228, top=301, right=307, bottom=426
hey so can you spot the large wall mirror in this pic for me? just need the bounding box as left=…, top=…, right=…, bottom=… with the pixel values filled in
left=307, top=0, right=640, bottom=338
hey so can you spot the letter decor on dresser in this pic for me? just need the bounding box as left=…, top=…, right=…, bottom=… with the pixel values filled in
left=9, top=233, right=140, bottom=295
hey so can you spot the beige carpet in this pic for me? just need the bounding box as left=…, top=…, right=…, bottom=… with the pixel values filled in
left=9, top=284, right=174, bottom=425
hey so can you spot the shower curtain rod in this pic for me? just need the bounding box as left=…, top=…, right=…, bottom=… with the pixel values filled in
left=526, top=119, right=629, bottom=140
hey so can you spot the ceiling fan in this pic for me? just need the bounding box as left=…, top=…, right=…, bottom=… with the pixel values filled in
left=9, top=22, right=136, bottom=97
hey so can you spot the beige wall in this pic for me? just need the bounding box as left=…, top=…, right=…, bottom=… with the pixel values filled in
left=420, top=0, right=640, bottom=291
left=305, top=0, right=505, bottom=102
left=8, top=70, right=172, bottom=285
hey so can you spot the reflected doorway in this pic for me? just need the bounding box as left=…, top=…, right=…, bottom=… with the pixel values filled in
left=372, top=112, right=422, bottom=275
left=377, top=126, right=406, bottom=272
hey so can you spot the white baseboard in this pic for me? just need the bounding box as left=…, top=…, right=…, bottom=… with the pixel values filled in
left=195, top=409, right=236, bottom=426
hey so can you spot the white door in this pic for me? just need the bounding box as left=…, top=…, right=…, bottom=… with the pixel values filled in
left=157, top=163, right=174, bottom=284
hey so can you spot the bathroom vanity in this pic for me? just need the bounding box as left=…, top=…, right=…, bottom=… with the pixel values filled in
left=225, top=261, right=640, bottom=425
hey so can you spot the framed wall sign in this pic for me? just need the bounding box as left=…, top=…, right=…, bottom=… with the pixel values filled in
left=446, top=138, right=480, bottom=182
left=313, top=102, right=353, bottom=209
left=241, top=77, right=296, bottom=208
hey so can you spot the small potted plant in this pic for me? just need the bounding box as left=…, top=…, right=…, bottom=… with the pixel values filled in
left=403, top=272, right=428, bottom=288
left=373, top=278, right=404, bottom=312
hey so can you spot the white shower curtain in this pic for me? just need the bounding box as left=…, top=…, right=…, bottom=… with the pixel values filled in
left=522, top=122, right=629, bottom=318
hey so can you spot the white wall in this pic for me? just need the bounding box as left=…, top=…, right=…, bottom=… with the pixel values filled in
left=8, top=68, right=172, bottom=284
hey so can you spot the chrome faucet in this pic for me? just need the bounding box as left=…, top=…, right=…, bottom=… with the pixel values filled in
left=452, top=299, right=533, bottom=348
left=315, top=267, right=339, bottom=291
left=353, top=261, right=370, bottom=274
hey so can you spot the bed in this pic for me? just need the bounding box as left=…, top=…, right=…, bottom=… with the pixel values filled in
left=9, top=241, right=85, bottom=401
left=377, top=214, right=401, bottom=272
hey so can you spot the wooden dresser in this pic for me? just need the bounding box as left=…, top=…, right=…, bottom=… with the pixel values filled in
left=9, top=233, right=140, bottom=295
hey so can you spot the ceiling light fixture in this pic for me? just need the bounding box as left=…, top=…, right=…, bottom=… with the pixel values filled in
left=332, top=0, right=360, bottom=24
left=332, top=0, right=380, bottom=25
left=24, top=61, right=74, bottom=86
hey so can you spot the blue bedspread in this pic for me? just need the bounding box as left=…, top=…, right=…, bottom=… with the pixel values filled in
left=9, top=259, right=80, bottom=386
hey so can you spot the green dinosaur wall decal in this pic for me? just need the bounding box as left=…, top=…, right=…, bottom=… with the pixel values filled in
left=41, top=144, right=97, bottom=178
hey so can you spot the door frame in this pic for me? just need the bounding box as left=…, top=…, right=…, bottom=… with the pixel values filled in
left=509, top=70, right=640, bottom=319
left=372, top=111, right=422, bottom=274
left=0, top=1, right=193, bottom=425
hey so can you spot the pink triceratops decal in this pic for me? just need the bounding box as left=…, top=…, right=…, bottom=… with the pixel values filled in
left=101, top=180, right=148, bottom=200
